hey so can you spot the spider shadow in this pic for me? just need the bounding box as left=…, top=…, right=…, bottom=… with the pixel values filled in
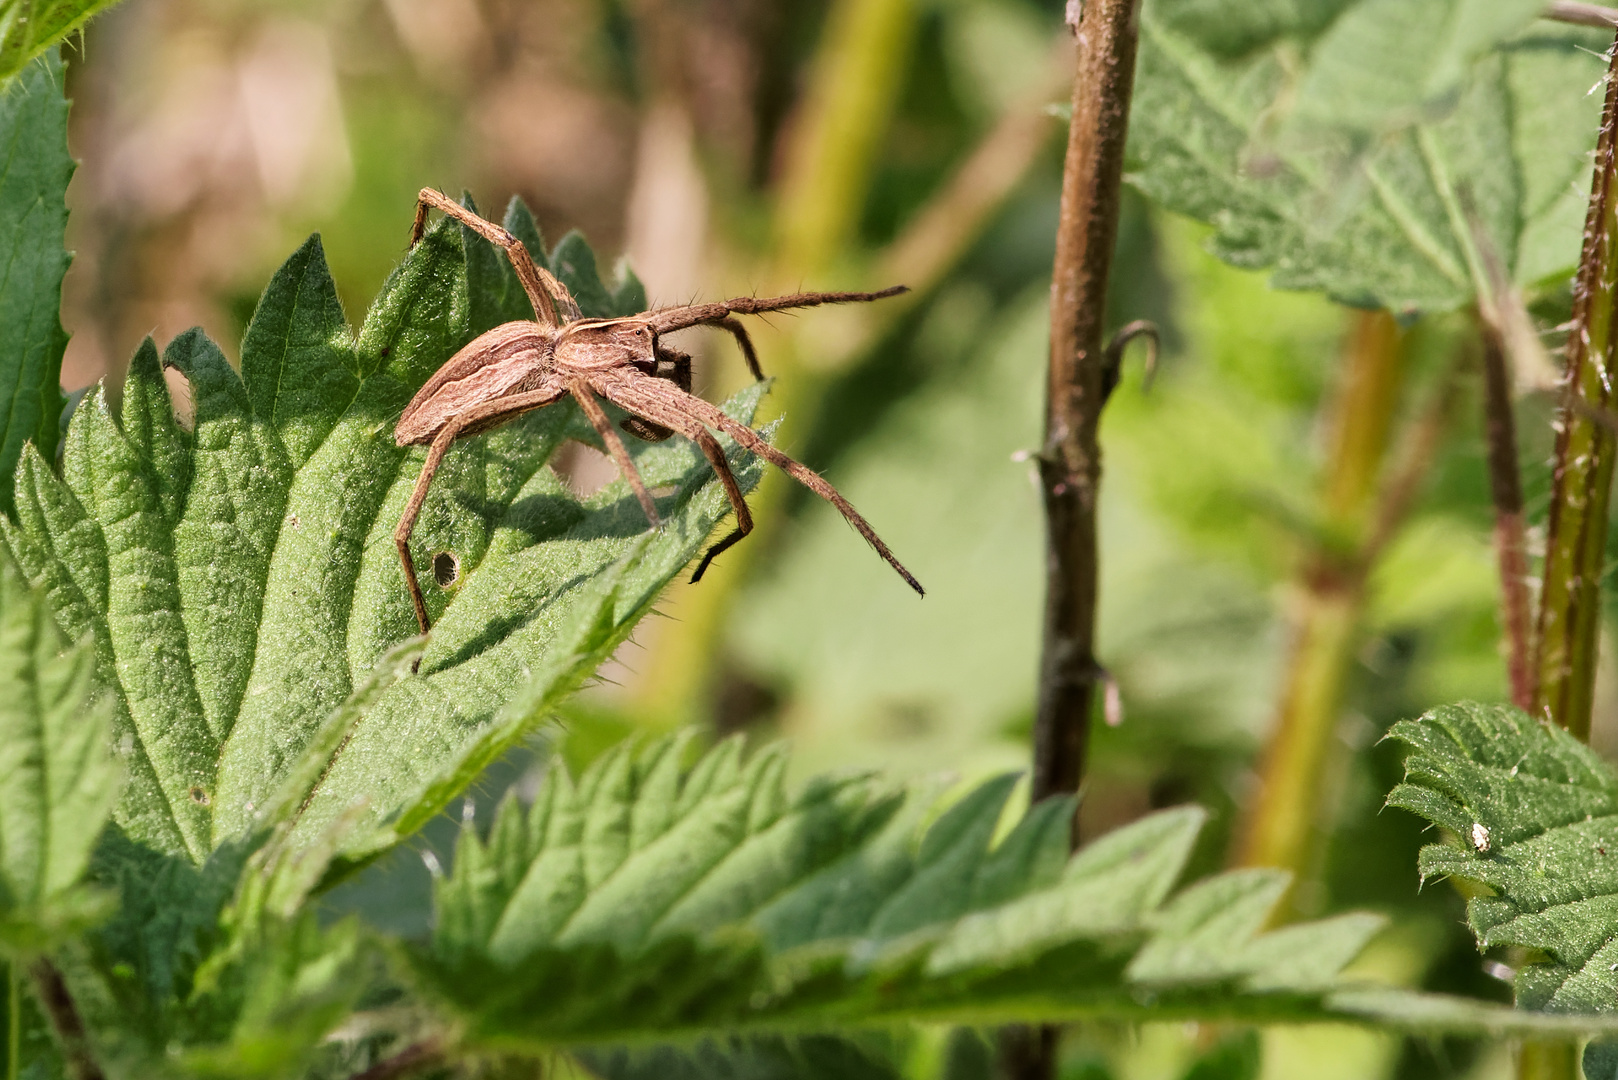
left=424, top=484, right=688, bottom=674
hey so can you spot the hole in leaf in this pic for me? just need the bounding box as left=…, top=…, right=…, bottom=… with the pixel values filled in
left=651, top=485, right=678, bottom=498
left=433, top=551, right=461, bottom=589
left=188, top=786, right=211, bottom=806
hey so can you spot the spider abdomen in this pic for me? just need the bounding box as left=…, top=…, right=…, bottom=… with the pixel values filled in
left=395, top=321, right=558, bottom=445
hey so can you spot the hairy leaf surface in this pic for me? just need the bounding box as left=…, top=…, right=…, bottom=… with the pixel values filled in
left=417, top=738, right=1387, bottom=1047
left=3, top=202, right=765, bottom=863
left=0, top=544, right=116, bottom=952
left=1130, top=1, right=1605, bottom=312
left=0, top=4, right=124, bottom=86
left=1387, top=702, right=1618, bottom=1013
left=0, top=48, right=71, bottom=515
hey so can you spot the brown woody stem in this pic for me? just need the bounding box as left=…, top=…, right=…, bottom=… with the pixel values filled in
left=1033, top=0, right=1141, bottom=816
left=1007, top=4, right=1143, bottom=1077
left=28, top=960, right=102, bottom=1080
left=1478, top=313, right=1536, bottom=711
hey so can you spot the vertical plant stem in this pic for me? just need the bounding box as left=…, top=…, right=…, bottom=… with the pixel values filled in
left=28, top=960, right=102, bottom=1080
left=1479, top=314, right=1536, bottom=710
left=1002, top=5, right=1142, bottom=1078
left=1534, top=35, right=1618, bottom=742
left=1033, top=0, right=1142, bottom=812
left=1518, top=31, right=1618, bottom=1080
left=1237, top=311, right=1406, bottom=883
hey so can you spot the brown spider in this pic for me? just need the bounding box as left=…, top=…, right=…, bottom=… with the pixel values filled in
left=393, top=189, right=924, bottom=636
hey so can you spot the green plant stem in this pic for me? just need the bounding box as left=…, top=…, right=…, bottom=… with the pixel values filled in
left=774, top=0, right=916, bottom=278
left=1517, top=29, right=1618, bottom=1080
left=1534, top=33, right=1618, bottom=742
left=1519, top=1042, right=1580, bottom=1080
left=1238, top=311, right=1406, bottom=883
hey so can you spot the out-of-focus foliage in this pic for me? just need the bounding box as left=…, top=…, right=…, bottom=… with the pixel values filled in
left=1130, top=0, right=1605, bottom=311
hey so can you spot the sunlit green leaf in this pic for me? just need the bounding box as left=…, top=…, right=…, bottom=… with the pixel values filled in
left=1388, top=701, right=1618, bottom=1012
left=3, top=205, right=765, bottom=864
left=415, top=737, right=1385, bottom=1049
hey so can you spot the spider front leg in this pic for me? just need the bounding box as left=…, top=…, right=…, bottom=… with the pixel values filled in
left=600, top=369, right=923, bottom=595
left=411, top=188, right=582, bottom=325
left=621, top=345, right=692, bottom=442
left=569, top=378, right=661, bottom=527
left=396, top=386, right=568, bottom=639
left=595, top=374, right=753, bottom=580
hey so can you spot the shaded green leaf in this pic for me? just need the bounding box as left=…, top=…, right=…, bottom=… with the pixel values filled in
left=0, top=49, right=71, bottom=516
left=0, top=543, right=116, bottom=953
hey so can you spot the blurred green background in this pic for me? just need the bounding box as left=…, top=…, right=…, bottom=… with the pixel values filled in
left=57, top=0, right=1614, bottom=1076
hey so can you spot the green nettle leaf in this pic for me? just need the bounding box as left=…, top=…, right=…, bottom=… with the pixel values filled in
left=1387, top=702, right=1618, bottom=1013
left=67, top=827, right=371, bottom=1080
left=411, top=736, right=1387, bottom=1050
left=0, top=48, right=71, bottom=516
left=0, top=4, right=123, bottom=87
left=2, top=200, right=765, bottom=865
left=0, top=544, right=117, bottom=953
left=1129, top=1, right=1605, bottom=312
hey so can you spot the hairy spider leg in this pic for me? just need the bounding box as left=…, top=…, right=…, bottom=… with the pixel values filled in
left=596, top=372, right=753, bottom=580
left=411, top=188, right=582, bottom=326
left=568, top=378, right=660, bottom=527
left=395, top=385, right=568, bottom=637
left=598, top=368, right=924, bottom=595
left=713, top=317, right=763, bottom=380
left=621, top=345, right=692, bottom=442
left=647, top=286, right=909, bottom=336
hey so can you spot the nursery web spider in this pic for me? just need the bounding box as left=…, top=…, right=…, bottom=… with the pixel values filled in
left=393, top=189, right=924, bottom=636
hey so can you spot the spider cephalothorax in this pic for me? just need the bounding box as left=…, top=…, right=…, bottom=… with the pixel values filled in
left=393, top=188, right=922, bottom=636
